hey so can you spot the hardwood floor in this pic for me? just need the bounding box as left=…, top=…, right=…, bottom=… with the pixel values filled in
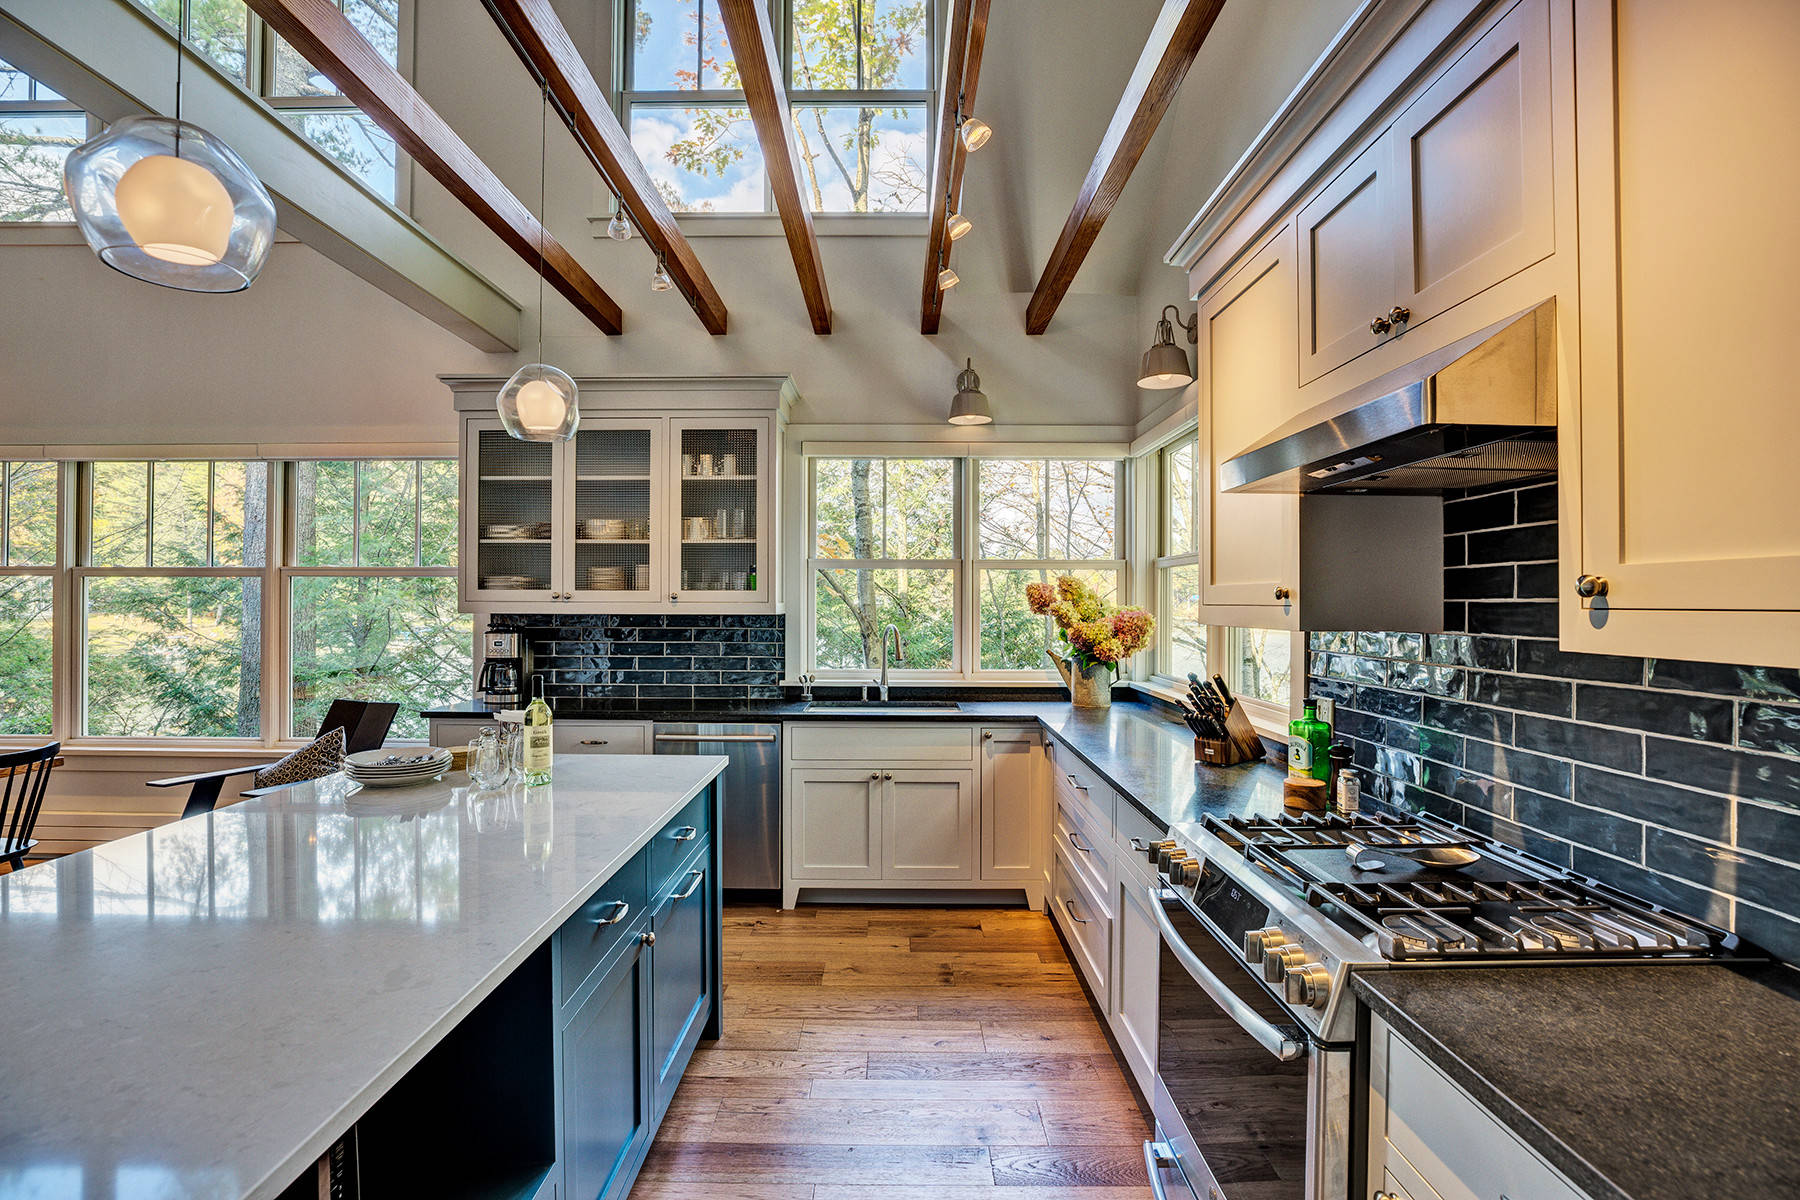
left=632, top=904, right=1153, bottom=1199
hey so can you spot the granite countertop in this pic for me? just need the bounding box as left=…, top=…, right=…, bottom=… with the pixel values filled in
left=425, top=697, right=1293, bottom=832
left=1353, top=963, right=1800, bottom=1200
left=0, top=754, right=727, bottom=1200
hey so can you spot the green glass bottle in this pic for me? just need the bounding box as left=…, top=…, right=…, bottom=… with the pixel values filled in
left=1287, top=702, right=1332, bottom=782
left=522, top=675, right=553, bottom=785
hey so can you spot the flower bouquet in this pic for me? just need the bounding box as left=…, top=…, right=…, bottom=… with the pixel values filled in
left=1026, top=575, right=1155, bottom=708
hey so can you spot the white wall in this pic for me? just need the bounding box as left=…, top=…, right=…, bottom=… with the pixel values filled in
left=1129, top=0, right=1362, bottom=426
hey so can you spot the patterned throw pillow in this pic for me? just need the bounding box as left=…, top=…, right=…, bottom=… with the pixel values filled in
left=253, top=727, right=347, bottom=789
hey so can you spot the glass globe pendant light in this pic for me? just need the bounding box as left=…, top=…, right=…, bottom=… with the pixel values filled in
left=62, top=34, right=274, bottom=291
left=499, top=86, right=578, bottom=443
left=605, top=194, right=632, bottom=242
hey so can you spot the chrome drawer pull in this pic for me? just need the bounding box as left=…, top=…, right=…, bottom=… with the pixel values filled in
left=1129, top=837, right=1153, bottom=852
left=1066, top=829, right=1093, bottom=854
left=588, top=900, right=630, bottom=926
left=670, top=869, right=704, bottom=901
left=1061, top=895, right=1089, bottom=924
left=578, top=739, right=609, bottom=746
left=1065, top=772, right=1088, bottom=792
left=653, top=732, right=777, bottom=743
left=670, top=825, right=699, bottom=842
left=1144, top=1142, right=1178, bottom=1200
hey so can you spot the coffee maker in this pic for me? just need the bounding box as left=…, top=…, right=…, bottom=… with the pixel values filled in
left=478, top=632, right=523, bottom=709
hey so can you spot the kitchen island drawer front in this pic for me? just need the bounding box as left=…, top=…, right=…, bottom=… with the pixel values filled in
left=788, top=723, right=976, bottom=763
left=650, top=793, right=711, bottom=891
left=559, top=847, right=649, bottom=1008
left=1373, top=1014, right=1586, bottom=1200
left=564, top=937, right=650, bottom=1200
left=1055, top=795, right=1114, bottom=918
left=556, top=722, right=650, bottom=755
left=1051, top=845, right=1112, bottom=1012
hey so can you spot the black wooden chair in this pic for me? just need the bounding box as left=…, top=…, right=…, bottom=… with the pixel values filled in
left=148, top=701, right=400, bottom=818
left=1, top=741, right=60, bottom=872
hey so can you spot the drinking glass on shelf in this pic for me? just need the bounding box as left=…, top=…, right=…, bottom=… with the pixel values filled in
left=721, top=453, right=738, bottom=476
left=680, top=453, right=696, bottom=476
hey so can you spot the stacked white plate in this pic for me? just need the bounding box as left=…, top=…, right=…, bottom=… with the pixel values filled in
left=345, top=747, right=452, bottom=788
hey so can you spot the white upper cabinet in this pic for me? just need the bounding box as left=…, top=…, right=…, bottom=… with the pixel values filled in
left=1564, top=0, right=1800, bottom=663
left=1390, top=0, right=1555, bottom=328
left=451, top=377, right=789, bottom=615
left=1298, top=137, right=1398, bottom=383
left=1199, top=226, right=1300, bottom=620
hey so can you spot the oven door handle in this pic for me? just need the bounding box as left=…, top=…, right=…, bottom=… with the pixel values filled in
left=1149, top=885, right=1306, bottom=1062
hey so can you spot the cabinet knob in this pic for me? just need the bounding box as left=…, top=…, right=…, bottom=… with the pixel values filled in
left=871, top=772, right=881, bottom=780
left=983, top=731, right=994, bottom=740
left=640, top=931, right=656, bottom=946
left=1575, top=574, right=1609, bottom=598
left=1369, top=314, right=1391, bottom=335
left=1274, top=586, right=1292, bottom=601
left=883, top=772, right=893, bottom=780
left=669, top=593, right=679, bottom=603
left=1387, top=305, right=1411, bottom=326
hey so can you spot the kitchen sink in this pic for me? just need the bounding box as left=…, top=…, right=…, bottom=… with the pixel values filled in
left=804, top=700, right=962, bottom=714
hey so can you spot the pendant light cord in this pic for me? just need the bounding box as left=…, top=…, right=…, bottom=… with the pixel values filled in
left=536, top=82, right=548, bottom=363
left=173, top=11, right=184, bottom=158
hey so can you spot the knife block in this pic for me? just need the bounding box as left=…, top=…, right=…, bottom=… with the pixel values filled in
left=1195, top=701, right=1266, bottom=766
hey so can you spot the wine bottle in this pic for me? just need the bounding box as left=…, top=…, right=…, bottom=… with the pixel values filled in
left=522, top=675, right=553, bottom=785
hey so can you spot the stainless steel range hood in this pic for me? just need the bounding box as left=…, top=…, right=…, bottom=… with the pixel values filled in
left=1220, top=302, right=1557, bottom=494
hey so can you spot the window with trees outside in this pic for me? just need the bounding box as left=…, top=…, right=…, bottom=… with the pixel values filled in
left=1146, top=430, right=1293, bottom=725
left=1, top=458, right=470, bottom=750
left=622, top=0, right=932, bottom=214
left=0, top=60, right=92, bottom=222
left=808, top=456, right=1123, bottom=680
left=131, top=0, right=402, bottom=201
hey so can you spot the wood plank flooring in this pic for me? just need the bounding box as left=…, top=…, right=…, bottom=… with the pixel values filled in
left=632, top=905, right=1152, bottom=1200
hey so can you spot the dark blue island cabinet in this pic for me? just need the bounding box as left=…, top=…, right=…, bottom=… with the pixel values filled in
left=276, top=783, right=721, bottom=1200
left=556, top=785, right=721, bottom=1200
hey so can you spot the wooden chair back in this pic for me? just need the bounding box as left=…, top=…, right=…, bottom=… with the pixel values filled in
left=0, top=741, right=59, bottom=870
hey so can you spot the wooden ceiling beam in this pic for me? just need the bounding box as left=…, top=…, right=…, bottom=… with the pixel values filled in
left=920, top=0, right=990, bottom=334
left=1025, top=0, right=1227, bottom=334
left=243, top=0, right=622, bottom=335
left=717, top=0, right=832, bottom=333
left=481, top=0, right=729, bottom=334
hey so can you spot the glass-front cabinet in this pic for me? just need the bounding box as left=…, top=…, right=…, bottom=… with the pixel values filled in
left=456, top=393, right=779, bottom=613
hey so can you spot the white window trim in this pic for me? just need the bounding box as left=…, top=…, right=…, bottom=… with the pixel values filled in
left=1136, top=427, right=1301, bottom=742
left=615, top=0, right=938, bottom=219
left=0, top=455, right=467, bottom=753
left=799, top=453, right=1129, bottom=685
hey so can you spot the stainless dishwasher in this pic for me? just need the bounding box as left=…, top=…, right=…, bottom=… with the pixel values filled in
left=651, top=723, right=780, bottom=891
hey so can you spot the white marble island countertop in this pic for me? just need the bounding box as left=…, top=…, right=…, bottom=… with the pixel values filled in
left=0, top=753, right=726, bottom=1200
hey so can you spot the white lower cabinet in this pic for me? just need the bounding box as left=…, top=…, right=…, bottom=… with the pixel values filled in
left=789, top=770, right=882, bottom=881
left=1110, top=862, right=1160, bottom=1093
left=1050, top=846, right=1112, bottom=1014
left=883, top=769, right=977, bottom=881
left=782, top=723, right=1037, bottom=908
left=1369, top=1013, right=1590, bottom=1200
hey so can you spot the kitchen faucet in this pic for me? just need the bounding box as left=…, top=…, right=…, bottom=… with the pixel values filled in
left=878, top=623, right=905, bottom=702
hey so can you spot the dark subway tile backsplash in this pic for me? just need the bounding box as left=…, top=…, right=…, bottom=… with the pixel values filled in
left=1312, top=481, right=1800, bottom=962
left=489, top=612, right=785, bottom=705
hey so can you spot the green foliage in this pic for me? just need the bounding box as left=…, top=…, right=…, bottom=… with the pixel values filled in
left=0, top=576, right=52, bottom=735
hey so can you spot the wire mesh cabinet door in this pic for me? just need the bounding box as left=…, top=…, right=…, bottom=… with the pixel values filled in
left=569, top=419, right=669, bottom=610
left=462, top=416, right=564, bottom=609
left=667, top=416, right=773, bottom=609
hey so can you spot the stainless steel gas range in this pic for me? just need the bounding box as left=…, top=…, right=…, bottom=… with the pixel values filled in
left=1139, top=810, right=1745, bottom=1200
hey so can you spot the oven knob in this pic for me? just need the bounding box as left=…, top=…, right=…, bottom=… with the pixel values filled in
left=1244, top=927, right=1288, bottom=964
left=1176, top=859, right=1201, bottom=886
left=1161, top=850, right=1193, bottom=878
left=1284, top=962, right=1332, bottom=1009
left=1262, top=944, right=1308, bottom=984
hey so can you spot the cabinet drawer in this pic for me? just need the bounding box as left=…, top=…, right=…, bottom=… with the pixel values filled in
left=1051, top=845, right=1112, bottom=1011
left=1376, top=1016, right=1584, bottom=1200
left=1055, top=796, right=1113, bottom=918
left=788, top=722, right=975, bottom=763
left=555, top=722, right=648, bottom=755
left=1050, top=749, right=1116, bottom=836
left=559, top=846, right=647, bottom=1007
left=429, top=718, right=497, bottom=748
left=1113, top=800, right=1165, bottom=883
left=650, top=792, right=711, bottom=891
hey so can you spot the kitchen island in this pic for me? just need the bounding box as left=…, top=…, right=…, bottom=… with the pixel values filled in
left=0, top=753, right=726, bottom=1200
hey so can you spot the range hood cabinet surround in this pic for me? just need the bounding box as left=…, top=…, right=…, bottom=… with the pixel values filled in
left=1221, top=302, right=1557, bottom=495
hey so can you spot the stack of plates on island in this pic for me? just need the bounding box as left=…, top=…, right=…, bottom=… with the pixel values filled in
left=345, top=747, right=452, bottom=788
